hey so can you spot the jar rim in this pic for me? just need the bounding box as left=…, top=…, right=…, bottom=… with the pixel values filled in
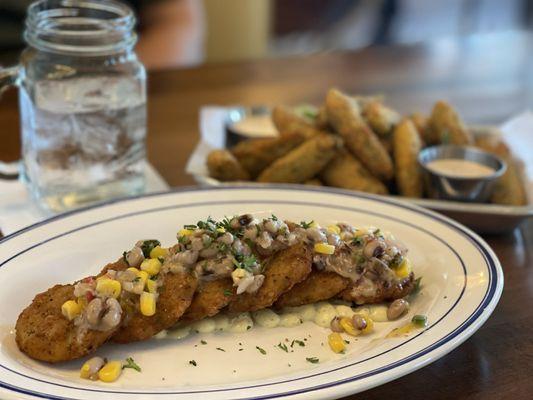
left=25, top=0, right=137, bottom=56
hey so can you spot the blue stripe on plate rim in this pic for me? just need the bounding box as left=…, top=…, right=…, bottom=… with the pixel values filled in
left=0, top=185, right=502, bottom=400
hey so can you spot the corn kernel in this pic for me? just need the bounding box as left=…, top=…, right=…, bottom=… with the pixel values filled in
left=146, top=279, right=158, bottom=294
left=328, top=332, right=346, bottom=353
left=339, top=317, right=360, bottom=336
left=395, top=258, right=412, bottom=279
left=327, top=225, right=341, bottom=235
left=95, top=278, right=121, bottom=299
left=137, top=270, right=149, bottom=286
left=61, top=300, right=81, bottom=321
left=314, top=243, right=335, bottom=255
left=77, top=296, right=88, bottom=311
left=140, top=292, right=156, bottom=316
left=361, top=317, right=374, bottom=335
left=140, top=258, right=161, bottom=276
left=231, top=268, right=246, bottom=282
left=80, top=362, right=92, bottom=379
left=149, top=246, right=168, bottom=259
left=98, top=360, right=122, bottom=383
left=127, top=267, right=140, bottom=274
left=216, top=227, right=226, bottom=233
left=178, top=228, right=193, bottom=237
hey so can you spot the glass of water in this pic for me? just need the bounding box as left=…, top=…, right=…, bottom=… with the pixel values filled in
left=0, top=0, right=146, bottom=212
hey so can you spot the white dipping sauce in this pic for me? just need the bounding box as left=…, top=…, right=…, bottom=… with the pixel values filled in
left=230, top=115, right=278, bottom=138
left=426, top=159, right=495, bottom=178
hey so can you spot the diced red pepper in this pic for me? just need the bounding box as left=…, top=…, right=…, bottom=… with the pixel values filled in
left=86, top=291, right=95, bottom=302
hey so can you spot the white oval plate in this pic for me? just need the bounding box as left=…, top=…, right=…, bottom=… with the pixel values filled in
left=0, top=186, right=503, bottom=400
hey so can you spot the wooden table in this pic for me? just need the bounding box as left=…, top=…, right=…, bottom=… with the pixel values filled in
left=1, top=31, right=532, bottom=399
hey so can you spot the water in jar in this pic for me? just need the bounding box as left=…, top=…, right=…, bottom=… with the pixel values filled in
left=20, top=74, right=146, bottom=212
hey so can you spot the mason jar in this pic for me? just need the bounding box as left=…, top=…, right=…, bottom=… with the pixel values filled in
left=0, top=0, right=147, bottom=212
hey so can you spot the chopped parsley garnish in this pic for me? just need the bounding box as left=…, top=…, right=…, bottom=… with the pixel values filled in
left=351, top=236, right=364, bottom=246
left=140, top=240, right=161, bottom=258
left=306, top=357, right=319, bottom=364
left=216, top=347, right=226, bottom=352
left=277, top=343, right=288, bottom=353
left=344, top=340, right=350, bottom=344
left=189, top=360, right=197, bottom=366
left=223, top=289, right=233, bottom=297
left=218, top=242, right=230, bottom=253
left=300, top=220, right=314, bottom=229
left=271, top=214, right=278, bottom=221
left=217, top=216, right=233, bottom=232
left=122, top=251, right=129, bottom=266
left=256, top=346, right=267, bottom=355
left=158, top=257, right=165, bottom=264
left=123, top=357, right=141, bottom=372
left=197, top=217, right=217, bottom=231
left=291, top=339, right=305, bottom=348
left=233, top=254, right=257, bottom=272
left=132, top=277, right=141, bottom=283
left=184, top=224, right=197, bottom=230
left=201, top=340, right=207, bottom=345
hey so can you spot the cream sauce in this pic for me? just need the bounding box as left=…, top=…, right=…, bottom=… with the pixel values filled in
left=426, top=159, right=495, bottom=178
left=230, top=115, right=278, bottom=138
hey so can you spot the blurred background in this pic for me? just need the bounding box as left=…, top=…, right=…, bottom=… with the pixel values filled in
left=0, top=0, right=531, bottom=70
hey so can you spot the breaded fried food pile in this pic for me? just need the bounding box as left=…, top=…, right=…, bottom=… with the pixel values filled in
left=206, top=89, right=528, bottom=206
left=16, top=215, right=415, bottom=363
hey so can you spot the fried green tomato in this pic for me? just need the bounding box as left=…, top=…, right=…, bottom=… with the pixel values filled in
left=231, top=133, right=305, bottom=178
left=320, top=149, right=388, bottom=195
left=315, top=105, right=331, bottom=130
left=257, top=134, right=342, bottom=183
left=207, top=149, right=251, bottom=181
left=428, top=101, right=473, bottom=145
left=339, top=272, right=415, bottom=305
left=409, top=112, right=428, bottom=144
left=228, top=243, right=313, bottom=313
left=393, top=119, right=423, bottom=198
left=272, top=105, right=325, bottom=139
left=274, top=271, right=350, bottom=308
left=474, top=134, right=528, bottom=206
left=179, top=278, right=234, bottom=323
left=112, top=271, right=198, bottom=343
left=15, top=284, right=118, bottom=363
left=326, top=89, right=393, bottom=181
left=362, top=100, right=401, bottom=138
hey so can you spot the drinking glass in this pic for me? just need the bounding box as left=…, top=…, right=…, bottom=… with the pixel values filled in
left=0, top=0, right=147, bottom=212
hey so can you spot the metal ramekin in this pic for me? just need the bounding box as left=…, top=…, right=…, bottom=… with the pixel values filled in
left=418, top=145, right=507, bottom=202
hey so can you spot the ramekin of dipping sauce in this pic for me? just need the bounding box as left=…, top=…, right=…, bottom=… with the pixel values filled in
left=418, top=145, right=506, bottom=202
left=225, top=107, right=277, bottom=147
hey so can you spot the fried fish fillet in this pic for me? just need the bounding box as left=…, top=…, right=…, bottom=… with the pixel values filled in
left=228, top=243, right=312, bottom=313
left=180, top=278, right=234, bottom=323
left=112, top=271, right=198, bottom=343
left=339, top=272, right=415, bottom=305
left=15, top=284, right=118, bottom=363
left=274, top=270, right=350, bottom=308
